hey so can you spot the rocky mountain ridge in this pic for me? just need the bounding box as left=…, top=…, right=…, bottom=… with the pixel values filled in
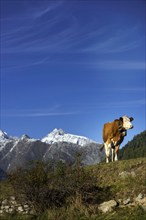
left=0, top=129, right=103, bottom=175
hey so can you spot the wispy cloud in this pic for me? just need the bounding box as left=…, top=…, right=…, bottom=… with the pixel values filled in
left=97, top=60, right=146, bottom=70
left=99, top=99, right=146, bottom=108
left=1, top=56, right=50, bottom=71
left=32, top=1, right=63, bottom=19
left=1, top=104, right=80, bottom=117
left=1, top=111, right=80, bottom=117
left=83, top=37, right=140, bottom=53
left=117, top=87, right=146, bottom=92
left=1, top=5, right=143, bottom=55
left=67, top=98, right=146, bottom=111
left=83, top=87, right=146, bottom=93
left=81, top=26, right=143, bottom=54
left=1, top=2, right=145, bottom=72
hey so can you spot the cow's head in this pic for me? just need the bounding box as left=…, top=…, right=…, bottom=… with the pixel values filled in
left=120, top=115, right=134, bottom=130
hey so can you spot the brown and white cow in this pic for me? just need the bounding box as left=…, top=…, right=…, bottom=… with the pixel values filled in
left=101, top=115, right=134, bottom=163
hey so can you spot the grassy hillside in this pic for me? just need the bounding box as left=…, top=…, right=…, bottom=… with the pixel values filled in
left=0, top=157, right=146, bottom=220
left=119, top=130, right=146, bottom=160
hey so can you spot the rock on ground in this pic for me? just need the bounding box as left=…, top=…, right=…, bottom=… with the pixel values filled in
left=98, top=200, right=117, bottom=213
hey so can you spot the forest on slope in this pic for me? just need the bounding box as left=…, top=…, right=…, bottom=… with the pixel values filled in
left=119, top=130, right=146, bottom=160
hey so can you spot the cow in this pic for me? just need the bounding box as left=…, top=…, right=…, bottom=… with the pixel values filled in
left=101, top=115, right=134, bottom=163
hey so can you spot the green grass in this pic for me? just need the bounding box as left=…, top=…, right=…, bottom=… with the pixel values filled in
left=0, top=180, right=15, bottom=200
left=87, top=157, right=146, bottom=200
left=95, top=206, right=146, bottom=220
left=1, top=206, right=146, bottom=220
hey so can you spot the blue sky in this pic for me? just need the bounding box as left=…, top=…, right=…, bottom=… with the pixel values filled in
left=0, top=0, right=145, bottom=145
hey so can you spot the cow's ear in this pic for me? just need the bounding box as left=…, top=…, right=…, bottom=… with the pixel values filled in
left=129, top=117, right=134, bottom=121
left=119, top=117, right=123, bottom=122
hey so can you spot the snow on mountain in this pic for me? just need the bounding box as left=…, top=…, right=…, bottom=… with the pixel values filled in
left=41, top=128, right=96, bottom=146
left=0, top=130, right=16, bottom=151
left=0, top=131, right=36, bottom=155
left=19, top=134, right=37, bottom=142
left=0, top=129, right=104, bottom=175
left=0, top=130, right=18, bottom=142
left=0, top=130, right=9, bottom=139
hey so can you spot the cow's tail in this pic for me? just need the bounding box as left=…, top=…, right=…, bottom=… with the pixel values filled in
left=100, top=143, right=104, bottom=151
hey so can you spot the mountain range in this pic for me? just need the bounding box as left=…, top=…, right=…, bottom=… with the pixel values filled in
left=0, top=129, right=104, bottom=176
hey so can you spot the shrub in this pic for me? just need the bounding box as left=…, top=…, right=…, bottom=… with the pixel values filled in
left=8, top=157, right=113, bottom=215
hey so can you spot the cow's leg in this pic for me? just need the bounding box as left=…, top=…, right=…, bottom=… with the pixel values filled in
left=111, top=140, right=115, bottom=162
left=105, top=142, right=111, bottom=163
left=111, top=148, right=114, bottom=162
left=115, top=152, right=118, bottom=161
left=115, top=146, right=119, bottom=161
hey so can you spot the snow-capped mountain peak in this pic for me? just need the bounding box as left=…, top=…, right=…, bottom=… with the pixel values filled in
left=0, top=130, right=15, bottom=152
left=41, top=128, right=96, bottom=146
left=19, top=134, right=38, bottom=143
left=0, top=130, right=9, bottom=139
left=0, top=129, right=104, bottom=175
left=20, top=134, right=31, bottom=140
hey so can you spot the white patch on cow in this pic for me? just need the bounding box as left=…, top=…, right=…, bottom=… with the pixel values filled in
left=111, top=139, right=116, bottom=145
left=105, top=142, right=111, bottom=163
left=111, top=148, right=114, bottom=162
left=122, top=115, right=133, bottom=130
left=115, top=152, right=118, bottom=161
